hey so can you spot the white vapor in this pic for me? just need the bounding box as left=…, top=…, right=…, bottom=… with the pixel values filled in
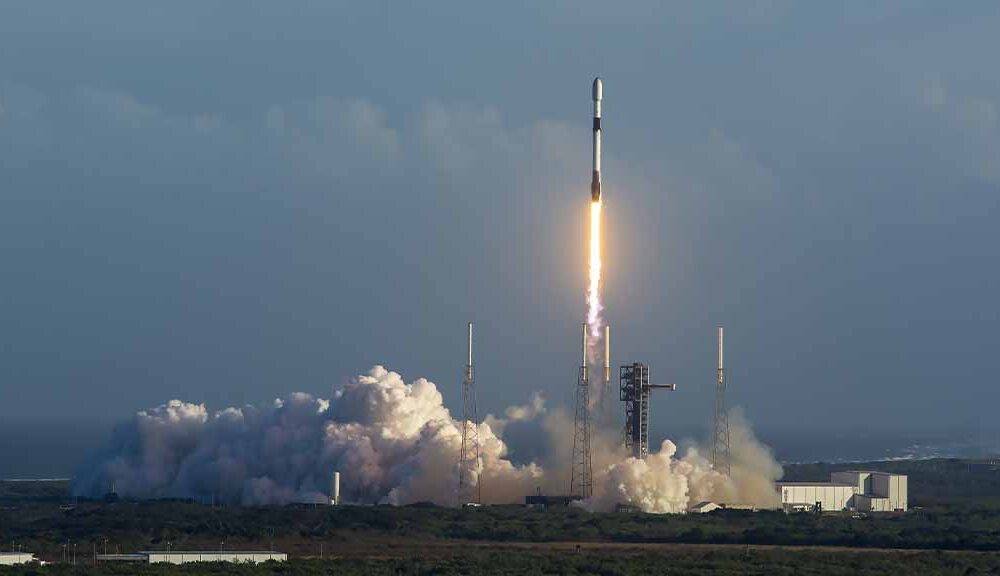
left=74, top=366, right=781, bottom=511
left=74, top=366, right=540, bottom=506
left=592, top=410, right=781, bottom=513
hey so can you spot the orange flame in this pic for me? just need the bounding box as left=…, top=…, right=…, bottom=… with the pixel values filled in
left=587, top=200, right=603, bottom=349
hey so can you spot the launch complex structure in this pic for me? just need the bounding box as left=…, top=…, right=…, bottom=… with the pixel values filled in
left=567, top=77, right=733, bottom=498
left=459, top=78, right=734, bottom=505
left=458, top=322, right=481, bottom=505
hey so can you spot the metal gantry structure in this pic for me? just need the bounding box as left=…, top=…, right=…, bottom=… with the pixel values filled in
left=458, top=322, right=481, bottom=505
left=620, top=362, right=676, bottom=459
left=570, top=323, right=593, bottom=499
left=713, top=327, right=731, bottom=476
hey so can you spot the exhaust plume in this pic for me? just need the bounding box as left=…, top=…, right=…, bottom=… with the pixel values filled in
left=73, top=366, right=540, bottom=506
left=74, top=366, right=781, bottom=511
left=593, top=410, right=781, bottom=512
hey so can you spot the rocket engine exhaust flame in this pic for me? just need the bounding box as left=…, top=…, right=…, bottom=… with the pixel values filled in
left=587, top=199, right=603, bottom=350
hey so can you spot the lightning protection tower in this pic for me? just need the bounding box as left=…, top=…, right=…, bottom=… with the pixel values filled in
left=458, top=322, right=481, bottom=505
left=713, top=326, right=731, bottom=476
left=620, top=363, right=676, bottom=459
left=570, top=323, right=593, bottom=499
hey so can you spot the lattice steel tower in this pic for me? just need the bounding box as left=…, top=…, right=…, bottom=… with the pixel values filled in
left=570, top=323, right=593, bottom=499
left=458, top=322, right=481, bottom=504
left=713, top=326, right=731, bottom=476
left=620, top=363, right=676, bottom=459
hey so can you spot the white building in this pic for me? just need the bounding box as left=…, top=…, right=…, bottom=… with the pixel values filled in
left=98, top=551, right=286, bottom=564
left=831, top=470, right=874, bottom=493
left=872, top=472, right=908, bottom=511
left=688, top=501, right=721, bottom=514
left=776, top=482, right=856, bottom=512
left=830, top=470, right=908, bottom=511
left=777, top=470, right=907, bottom=513
left=0, top=552, right=38, bottom=565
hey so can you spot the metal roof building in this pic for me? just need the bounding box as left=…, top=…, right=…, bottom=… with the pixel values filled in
left=777, top=471, right=908, bottom=513
left=688, top=501, right=722, bottom=514
left=97, top=551, right=286, bottom=564
left=776, top=481, right=857, bottom=512
left=0, top=552, right=38, bottom=565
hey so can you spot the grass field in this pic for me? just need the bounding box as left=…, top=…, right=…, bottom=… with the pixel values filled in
left=3, top=458, right=1000, bottom=574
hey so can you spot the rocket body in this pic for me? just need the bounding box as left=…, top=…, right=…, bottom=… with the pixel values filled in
left=591, top=77, right=603, bottom=202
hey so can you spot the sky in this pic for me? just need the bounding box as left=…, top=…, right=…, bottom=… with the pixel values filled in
left=1, top=1, right=998, bottom=439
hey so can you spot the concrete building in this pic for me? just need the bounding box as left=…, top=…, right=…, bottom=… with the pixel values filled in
left=856, top=494, right=894, bottom=512
left=0, top=552, right=38, bottom=565
left=525, top=494, right=580, bottom=509
left=776, top=481, right=856, bottom=512
left=688, top=501, right=721, bottom=514
left=871, top=472, right=908, bottom=511
left=831, top=470, right=873, bottom=493
left=830, top=470, right=908, bottom=511
left=97, top=551, right=286, bottom=564
left=777, top=471, right=907, bottom=513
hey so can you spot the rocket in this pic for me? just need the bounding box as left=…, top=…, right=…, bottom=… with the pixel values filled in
left=591, top=77, right=603, bottom=202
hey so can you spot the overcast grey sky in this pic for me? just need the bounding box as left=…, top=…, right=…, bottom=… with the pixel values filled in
left=1, top=2, right=998, bottom=436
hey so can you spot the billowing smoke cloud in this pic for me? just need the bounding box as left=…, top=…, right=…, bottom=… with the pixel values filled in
left=592, top=410, right=781, bottom=512
left=74, top=366, right=780, bottom=511
left=74, top=366, right=541, bottom=506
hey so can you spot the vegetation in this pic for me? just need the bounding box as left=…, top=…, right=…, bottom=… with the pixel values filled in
left=3, top=458, right=1000, bottom=574
left=5, top=549, right=1000, bottom=576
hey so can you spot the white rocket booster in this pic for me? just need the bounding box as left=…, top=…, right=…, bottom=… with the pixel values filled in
left=591, top=77, right=603, bottom=202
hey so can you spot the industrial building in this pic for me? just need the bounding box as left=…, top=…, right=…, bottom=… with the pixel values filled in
left=688, top=501, right=722, bottom=514
left=525, top=494, right=580, bottom=509
left=97, top=551, right=286, bottom=564
left=832, top=470, right=908, bottom=512
left=0, top=552, right=38, bottom=565
left=776, top=471, right=907, bottom=513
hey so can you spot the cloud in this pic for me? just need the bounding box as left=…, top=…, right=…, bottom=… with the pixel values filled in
left=268, top=97, right=400, bottom=180
left=77, top=86, right=164, bottom=128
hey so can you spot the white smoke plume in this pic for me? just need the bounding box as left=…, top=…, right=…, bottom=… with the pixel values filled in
left=74, top=366, right=540, bottom=506
left=483, top=391, right=546, bottom=436
left=592, top=410, right=782, bottom=512
left=74, top=366, right=780, bottom=511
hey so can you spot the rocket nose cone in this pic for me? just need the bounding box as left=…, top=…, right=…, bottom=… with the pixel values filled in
left=592, top=77, right=602, bottom=101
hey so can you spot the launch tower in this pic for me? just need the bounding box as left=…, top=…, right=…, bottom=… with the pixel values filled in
left=620, top=363, right=676, bottom=459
